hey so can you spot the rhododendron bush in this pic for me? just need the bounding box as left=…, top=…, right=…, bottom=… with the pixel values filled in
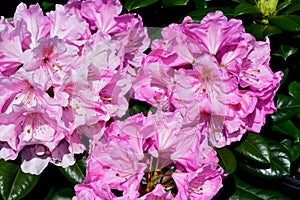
left=1, top=0, right=297, bottom=199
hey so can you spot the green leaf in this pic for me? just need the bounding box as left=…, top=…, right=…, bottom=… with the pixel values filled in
left=235, top=132, right=271, bottom=164
left=51, top=188, right=74, bottom=200
left=44, top=187, right=55, bottom=200
left=41, top=1, right=55, bottom=10
left=283, top=2, right=300, bottom=14
left=216, top=147, right=237, bottom=175
left=272, top=120, right=300, bottom=142
left=59, top=163, right=85, bottom=184
left=59, top=153, right=86, bottom=185
left=188, top=7, right=234, bottom=22
left=128, top=100, right=154, bottom=116
left=238, top=141, right=291, bottom=179
left=129, top=104, right=149, bottom=116
left=261, top=24, right=283, bottom=37
left=229, top=175, right=290, bottom=200
left=276, top=0, right=292, bottom=12
left=162, top=0, right=189, bottom=7
left=123, top=0, right=159, bottom=11
left=246, top=23, right=282, bottom=40
left=192, top=0, right=207, bottom=10
left=281, top=139, right=300, bottom=162
left=234, top=3, right=261, bottom=16
left=0, top=160, right=39, bottom=200
left=269, top=15, right=300, bottom=32
left=271, top=94, right=300, bottom=124
left=273, top=44, right=298, bottom=61
left=280, top=68, right=289, bottom=86
left=289, top=81, right=300, bottom=102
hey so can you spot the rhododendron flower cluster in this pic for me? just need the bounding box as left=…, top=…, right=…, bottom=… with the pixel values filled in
left=74, top=111, right=223, bottom=199
left=133, top=11, right=283, bottom=148
left=0, top=0, right=282, bottom=199
left=0, top=0, right=149, bottom=175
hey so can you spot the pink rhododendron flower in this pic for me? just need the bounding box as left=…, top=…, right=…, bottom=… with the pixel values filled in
left=47, top=4, right=91, bottom=46
left=138, top=184, right=173, bottom=200
left=133, top=62, right=176, bottom=111
left=0, top=0, right=150, bottom=175
left=65, top=0, right=150, bottom=68
left=20, top=36, right=81, bottom=91
left=134, top=10, right=283, bottom=148
left=74, top=111, right=223, bottom=199
left=13, top=3, right=49, bottom=49
left=0, top=0, right=284, bottom=198
left=172, top=166, right=223, bottom=200
left=0, top=21, right=23, bottom=76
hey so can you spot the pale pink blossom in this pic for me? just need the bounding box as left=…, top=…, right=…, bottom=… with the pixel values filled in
left=13, top=3, right=49, bottom=49
left=137, top=11, right=282, bottom=147
left=47, top=4, right=91, bottom=46
left=138, top=184, right=173, bottom=200
left=133, top=62, right=176, bottom=111
left=20, top=36, right=81, bottom=91
left=74, top=111, right=223, bottom=199
left=172, top=166, right=223, bottom=200
left=0, top=21, right=23, bottom=76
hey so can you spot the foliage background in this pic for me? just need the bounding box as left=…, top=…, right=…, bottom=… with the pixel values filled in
left=1, top=0, right=300, bottom=199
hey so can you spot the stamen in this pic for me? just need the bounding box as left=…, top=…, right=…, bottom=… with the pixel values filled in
left=153, top=96, right=168, bottom=102
left=160, top=156, right=171, bottom=171
left=100, top=96, right=113, bottom=101
left=27, top=113, right=34, bottom=134
left=88, top=71, right=96, bottom=76
left=22, top=86, right=33, bottom=104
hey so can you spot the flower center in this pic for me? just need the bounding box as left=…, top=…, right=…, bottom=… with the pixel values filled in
left=139, top=153, right=177, bottom=197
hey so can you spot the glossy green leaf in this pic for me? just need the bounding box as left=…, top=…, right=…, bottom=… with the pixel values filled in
left=271, top=94, right=300, bottom=124
left=276, top=0, right=292, bottom=12
left=229, top=175, right=290, bottom=200
left=234, top=3, right=261, bottom=16
left=51, top=188, right=74, bottom=200
left=283, top=2, right=300, bottom=14
left=76, top=154, right=88, bottom=174
left=272, top=120, right=300, bottom=142
left=273, top=44, right=298, bottom=61
left=281, top=139, right=300, bottom=162
left=192, top=0, right=207, bottom=10
left=216, top=147, right=237, bottom=175
left=59, top=163, right=85, bottom=184
left=261, top=24, right=283, bottom=37
left=238, top=141, right=290, bottom=178
left=235, top=132, right=271, bottom=164
left=162, top=0, right=189, bottom=7
left=123, top=0, right=159, bottom=11
left=247, top=23, right=282, bottom=40
left=0, top=160, right=39, bottom=200
left=280, top=68, right=289, bottom=86
left=289, top=81, right=300, bottom=102
left=44, top=187, right=55, bottom=200
left=269, top=15, right=300, bottom=32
